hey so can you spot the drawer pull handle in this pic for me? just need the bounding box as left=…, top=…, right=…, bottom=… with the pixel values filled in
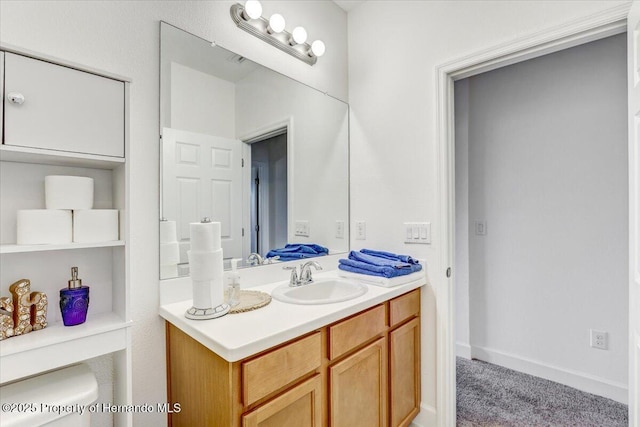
left=7, top=92, right=25, bottom=105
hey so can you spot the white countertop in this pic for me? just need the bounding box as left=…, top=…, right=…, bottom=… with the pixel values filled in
left=159, top=270, right=426, bottom=362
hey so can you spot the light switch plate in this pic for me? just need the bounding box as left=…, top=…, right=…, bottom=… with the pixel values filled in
left=335, top=220, right=345, bottom=239
left=404, top=222, right=431, bottom=244
left=295, top=220, right=310, bottom=237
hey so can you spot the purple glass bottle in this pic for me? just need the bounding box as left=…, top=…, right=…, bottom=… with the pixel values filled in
left=60, top=267, right=90, bottom=326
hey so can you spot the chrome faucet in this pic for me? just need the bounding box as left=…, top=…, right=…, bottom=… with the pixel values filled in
left=247, top=253, right=264, bottom=266
left=283, top=261, right=323, bottom=287
left=300, top=260, right=322, bottom=285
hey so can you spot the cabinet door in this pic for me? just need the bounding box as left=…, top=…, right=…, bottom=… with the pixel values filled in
left=3, top=52, right=124, bottom=157
left=389, top=318, right=420, bottom=427
left=242, top=375, right=322, bottom=427
left=330, top=338, right=387, bottom=427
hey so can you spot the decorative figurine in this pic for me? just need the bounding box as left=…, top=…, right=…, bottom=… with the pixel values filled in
left=8, top=279, right=48, bottom=336
left=0, top=297, right=14, bottom=340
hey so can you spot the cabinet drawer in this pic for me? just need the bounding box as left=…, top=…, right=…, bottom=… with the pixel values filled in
left=329, top=304, right=386, bottom=360
left=242, top=332, right=321, bottom=406
left=389, top=289, right=420, bottom=328
left=3, top=52, right=125, bottom=158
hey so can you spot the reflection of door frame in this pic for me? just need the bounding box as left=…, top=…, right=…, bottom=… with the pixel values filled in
left=251, top=162, right=269, bottom=254
left=240, top=117, right=293, bottom=260
left=432, top=6, right=629, bottom=427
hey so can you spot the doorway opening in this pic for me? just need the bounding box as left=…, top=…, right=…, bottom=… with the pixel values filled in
left=247, top=129, right=288, bottom=257
left=433, top=7, right=630, bottom=426
left=453, top=33, right=628, bottom=425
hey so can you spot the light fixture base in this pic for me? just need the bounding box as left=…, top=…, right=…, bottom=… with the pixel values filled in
left=230, top=3, right=318, bottom=66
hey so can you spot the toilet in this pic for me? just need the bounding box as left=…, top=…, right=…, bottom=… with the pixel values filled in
left=0, top=364, right=98, bottom=427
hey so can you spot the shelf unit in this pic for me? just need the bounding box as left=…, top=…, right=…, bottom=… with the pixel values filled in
left=0, top=45, right=132, bottom=427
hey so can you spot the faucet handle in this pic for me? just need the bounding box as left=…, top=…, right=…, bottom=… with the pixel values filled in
left=283, top=265, right=299, bottom=286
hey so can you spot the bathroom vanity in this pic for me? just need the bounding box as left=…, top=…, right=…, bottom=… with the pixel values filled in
left=161, top=279, right=422, bottom=427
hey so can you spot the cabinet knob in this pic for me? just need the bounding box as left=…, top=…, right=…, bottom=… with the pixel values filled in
left=7, top=92, right=25, bottom=105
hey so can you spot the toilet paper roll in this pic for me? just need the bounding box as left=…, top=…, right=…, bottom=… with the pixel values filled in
left=160, top=220, right=177, bottom=244
left=188, top=249, right=224, bottom=281
left=73, top=210, right=119, bottom=243
left=189, top=221, right=221, bottom=252
left=160, top=242, right=180, bottom=265
left=17, top=209, right=72, bottom=245
left=45, top=176, right=94, bottom=210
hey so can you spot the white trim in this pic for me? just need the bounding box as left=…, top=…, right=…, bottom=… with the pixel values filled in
left=470, top=345, right=628, bottom=404
left=456, top=342, right=471, bottom=360
left=239, top=117, right=293, bottom=257
left=410, top=403, right=437, bottom=427
left=434, top=4, right=631, bottom=426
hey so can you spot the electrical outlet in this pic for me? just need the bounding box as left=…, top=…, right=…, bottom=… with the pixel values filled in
left=335, top=220, right=345, bottom=239
left=475, top=220, right=487, bottom=236
left=355, top=221, right=366, bottom=240
left=590, top=329, right=608, bottom=350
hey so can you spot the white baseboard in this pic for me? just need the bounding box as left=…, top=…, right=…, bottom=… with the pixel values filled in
left=470, top=345, right=628, bottom=404
left=410, top=402, right=436, bottom=427
left=456, top=342, right=472, bottom=359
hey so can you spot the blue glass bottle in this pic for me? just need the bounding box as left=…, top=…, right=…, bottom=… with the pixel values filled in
left=60, top=267, right=90, bottom=326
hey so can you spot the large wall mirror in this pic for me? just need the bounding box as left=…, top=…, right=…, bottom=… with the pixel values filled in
left=160, top=22, right=350, bottom=279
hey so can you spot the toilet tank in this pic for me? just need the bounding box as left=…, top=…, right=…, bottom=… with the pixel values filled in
left=0, top=364, right=98, bottom=427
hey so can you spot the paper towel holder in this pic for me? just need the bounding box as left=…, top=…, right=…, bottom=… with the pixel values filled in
left=185, top=303, right=230, bottom=320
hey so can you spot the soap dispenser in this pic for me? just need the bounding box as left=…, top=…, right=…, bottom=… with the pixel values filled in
left=60, top=267, right=90, bottom=326
left=227, top=258, right=241, bottom=307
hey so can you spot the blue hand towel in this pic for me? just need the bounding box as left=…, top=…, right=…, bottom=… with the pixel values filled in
left=360, top=248, right=419, bottom=265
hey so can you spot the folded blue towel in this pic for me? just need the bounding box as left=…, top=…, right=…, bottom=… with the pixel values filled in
left=266, top=243, right=328, bottom=260
left=348, top=250, right=412, bottom=269
left=338, top=249, right=423, bottom=278
left=360, top=248, right=419, bottom=265
left=338, top=259, right=418, bottom=278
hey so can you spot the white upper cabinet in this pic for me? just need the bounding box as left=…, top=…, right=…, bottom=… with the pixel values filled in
left=3, top=52, right=125, bottom=157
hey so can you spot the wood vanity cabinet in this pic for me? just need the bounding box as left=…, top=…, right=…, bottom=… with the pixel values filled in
left=166, top=288, right=421, bottom=427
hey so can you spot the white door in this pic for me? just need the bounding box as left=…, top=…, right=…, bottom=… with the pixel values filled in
left=162, top=128, right=243, bottom=261
left=628, top=3, right=640, bottom=424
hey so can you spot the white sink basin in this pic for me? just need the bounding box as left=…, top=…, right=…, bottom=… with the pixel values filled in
left=271, top=278, right=368, bottom=305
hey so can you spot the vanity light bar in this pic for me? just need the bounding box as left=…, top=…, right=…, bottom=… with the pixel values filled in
left=230, top=2, right=324, bottom=66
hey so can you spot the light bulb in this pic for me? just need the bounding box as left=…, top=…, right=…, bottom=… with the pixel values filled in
left=268, top=13, right=286, bottom=34
left=290, top=26, right=307, bottom=45
left=243, top=0, right=262, bottom=20
left=310, top=40, right=326, bottom=57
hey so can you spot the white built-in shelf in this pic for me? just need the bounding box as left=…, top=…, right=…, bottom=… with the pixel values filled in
left=0, top=312, right=132, bottom=383
left=0, top=145, right=125, bottom=170
left=0, top=240, right=125, bottom=254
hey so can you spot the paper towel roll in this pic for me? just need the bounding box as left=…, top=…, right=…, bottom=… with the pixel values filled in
left=17, top=210, right=72, bottom=244
left=188, top=249, right=223, bottom=281
left=191, top=275, right=225, bottom=309
left=189, top=221, right=221, bottom=252
left=160, top=220, right=177, bottom=244
left=160, top=242, right=180, bottom=265
left=73, top=209, right=119, bottom=243
left=45, top=176, right=94, bottom=210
